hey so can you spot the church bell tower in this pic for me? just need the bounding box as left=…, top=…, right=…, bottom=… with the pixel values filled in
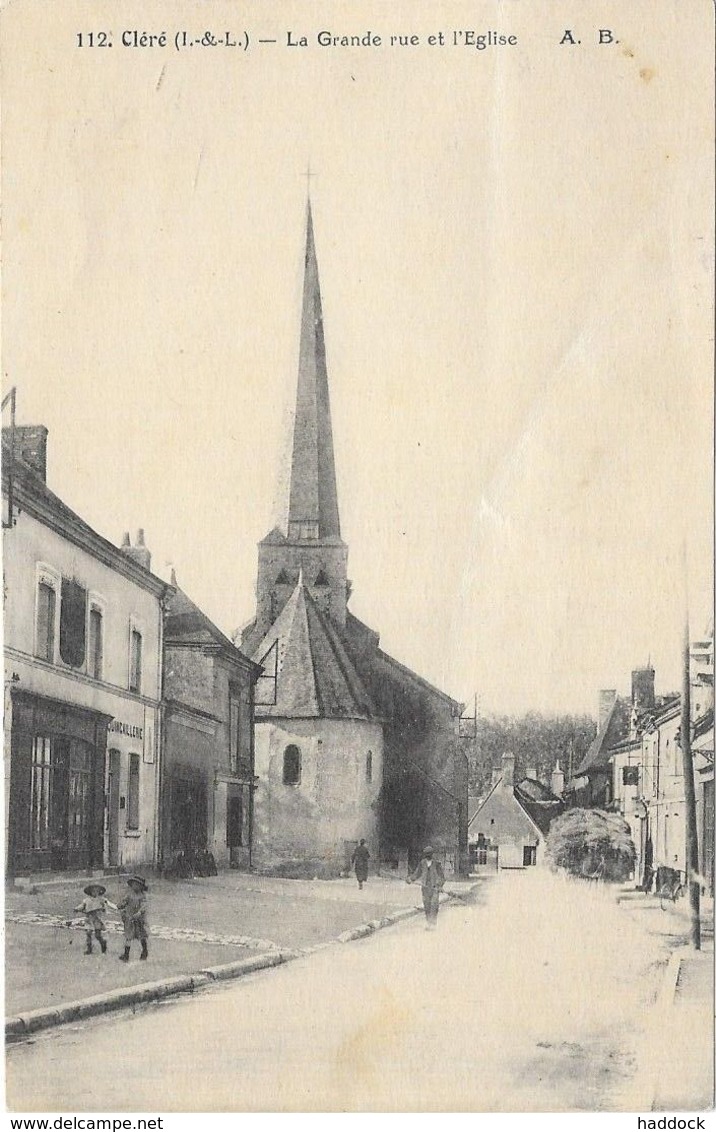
left=250, top=201, right=349, bottom=639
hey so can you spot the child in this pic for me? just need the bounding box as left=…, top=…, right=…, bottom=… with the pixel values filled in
left=117, top=875, right=149, bottom=961
left=73, top=882, right=115, bottom=955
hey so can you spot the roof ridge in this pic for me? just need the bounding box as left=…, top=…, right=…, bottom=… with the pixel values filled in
left=303, top=587, right=376, bottom=717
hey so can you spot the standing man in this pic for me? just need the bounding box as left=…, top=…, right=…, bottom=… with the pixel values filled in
left=351, top=839, right=371, bottom=889
left=407, top=845, right=445, bottom=929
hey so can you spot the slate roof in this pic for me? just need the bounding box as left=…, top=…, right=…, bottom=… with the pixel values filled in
left=251, top=575, right=377, bottom=720
left=165, top=583, right=260, bottom=672
left=468, top=776, right=544, bottom=842
left=514, top=779, right=564, bottom=836
left=1, top=435, right=167, bottom=597
left=285, top=202, right=341, bottom=539
left=575, top=696, right=632, bottom=776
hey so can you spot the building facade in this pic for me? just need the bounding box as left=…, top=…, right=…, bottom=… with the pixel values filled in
left=239, top=203, right=465, bottom=875
left=3, top=431, right=167, bottom=877
left=570, top=639, right=714, bottom=894
left=468, top=753, right=563, bottom=869
left=162, top=578, right=261, bottom=870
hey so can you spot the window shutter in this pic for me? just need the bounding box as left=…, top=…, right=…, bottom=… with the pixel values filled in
left=59, top=579, right=86, bottom=668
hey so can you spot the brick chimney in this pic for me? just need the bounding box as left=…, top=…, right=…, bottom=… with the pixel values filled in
left=551, top=760, right=565, bottom=797
left=501, top=751, right=515, bottom=791
left=598, top=689, right=617, bottom=730
left=120, top=529, right=151, bottom=571
left=631, top=667, right=655, bottom=713
left=3, top=425, right=48, bottom=482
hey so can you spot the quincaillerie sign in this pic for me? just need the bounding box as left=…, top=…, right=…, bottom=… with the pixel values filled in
left=108, top=719, right=144, bottom=740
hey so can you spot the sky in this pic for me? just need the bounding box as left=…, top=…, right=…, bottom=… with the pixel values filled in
left=2, top=0, right=714, bottom=717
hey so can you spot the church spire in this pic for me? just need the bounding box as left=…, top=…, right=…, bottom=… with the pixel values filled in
left=286, top=200, right=341, bottom=541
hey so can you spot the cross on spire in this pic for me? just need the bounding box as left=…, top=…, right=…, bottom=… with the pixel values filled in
left=304, top=162, right=316, bottom=196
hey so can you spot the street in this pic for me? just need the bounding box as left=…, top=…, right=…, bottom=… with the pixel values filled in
left=6, top=870, right=678, bottom=1112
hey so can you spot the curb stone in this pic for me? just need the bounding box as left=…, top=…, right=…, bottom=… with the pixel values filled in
left=629, top=946, right=685, bottom=1111
left=5, top=954, right=287, bottom=1041
left=6, top=888, right=476, bottom=1041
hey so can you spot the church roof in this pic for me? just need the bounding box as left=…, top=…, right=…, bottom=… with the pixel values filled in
left=252, top=574, right=377, bottom=720
left=282, top=200, right=342, bottom=540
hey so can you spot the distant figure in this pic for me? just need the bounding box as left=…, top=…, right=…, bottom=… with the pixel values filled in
left=351, top=840, right=370, bottom=889
left=407, top=845, right=445, bottom=929
left=72, top=882, right=115, bottom=955
left=117, top=875, right=149, bottom=962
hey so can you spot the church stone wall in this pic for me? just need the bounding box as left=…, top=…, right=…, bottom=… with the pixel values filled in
left=252, top=717, right=382, bottom=875
left=347, top=645, right=466, bottom=874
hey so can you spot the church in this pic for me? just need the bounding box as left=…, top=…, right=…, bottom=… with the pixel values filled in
left=239, top=202, right=467, bottom=877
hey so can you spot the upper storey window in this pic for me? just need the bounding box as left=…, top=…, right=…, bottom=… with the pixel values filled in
left=129, top=628, right=143, bottom=693
left=36, top=581, right=56, bottom=662
left=59, top=579, right=87, bottom=668
left=89, top=606, right=103, bottom=680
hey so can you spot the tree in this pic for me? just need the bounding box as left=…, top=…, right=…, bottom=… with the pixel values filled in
left=463, top=712, right=597, bottom=796
left=545, top=808, right=636, bottom=882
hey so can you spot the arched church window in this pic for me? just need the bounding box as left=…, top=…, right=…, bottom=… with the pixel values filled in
left=283, top=745, right=301, bottom=786
left=366, top=751, right=373, bottom=783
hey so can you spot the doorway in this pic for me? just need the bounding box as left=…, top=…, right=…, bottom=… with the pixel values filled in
left=107, top=749, right=121, bottom=866
left=169, top=777, right=207, bottom=853
left=28, top=735, right=95, bottom=870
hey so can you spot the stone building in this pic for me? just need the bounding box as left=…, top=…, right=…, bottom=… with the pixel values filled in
left=162, top=577, right=261, bottom=870
left=468, top=753, right=563, bottom=869
left=570, top=643, right=714, bottom=893
left=239, top=203, right=465, bottom=876
left=2, top=428, right=167, bottom=877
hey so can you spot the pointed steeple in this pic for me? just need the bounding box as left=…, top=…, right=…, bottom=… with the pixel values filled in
left=249, top=202, right=350, bottom=643
left=286, top=201, right=341, bottom=541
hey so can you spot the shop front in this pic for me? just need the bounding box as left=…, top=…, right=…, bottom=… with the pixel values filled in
left=8, top=689, right=111, bottom=875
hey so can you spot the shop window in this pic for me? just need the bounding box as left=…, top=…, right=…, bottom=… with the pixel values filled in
left=36, top=582, right=56, bottom=662
left=129, top=629, right=143, bottom=693
left=89, top=607, right=103, bottom=680
left=127, top=753, right=140, bottom=829
left=59, top=578, right=87, bottom=668
left=30, top=737, right=53, bottom=850
left=366, top=750, right=373, bottom=783
left=283, top=744, right=301, bottom=785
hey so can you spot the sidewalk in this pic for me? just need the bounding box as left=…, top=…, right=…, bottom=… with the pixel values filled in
left=4, top=871, right=479, bottom=1023
left=618, top=886, right=715, bottom=1111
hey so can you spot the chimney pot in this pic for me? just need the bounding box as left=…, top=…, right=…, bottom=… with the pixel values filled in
left=598, top=689, right=617, bottom=731
left=121, top=529, right=151, bottom=571
left=551, top=761, right=565, bottom=797
left=501, top=751, right=515, bottom=790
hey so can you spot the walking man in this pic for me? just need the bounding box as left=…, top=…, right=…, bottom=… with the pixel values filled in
left=407, top=845, right=445, bottom=929
left=351, top=839, right=370, bottom=889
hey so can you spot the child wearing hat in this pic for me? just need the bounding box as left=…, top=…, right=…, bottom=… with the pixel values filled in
left=73, top=882, right=116, bottom=955
left=117, top=875, right=149, bottom=961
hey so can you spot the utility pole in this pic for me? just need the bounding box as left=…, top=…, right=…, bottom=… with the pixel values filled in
left=681, top=613, right=701, bottom=949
